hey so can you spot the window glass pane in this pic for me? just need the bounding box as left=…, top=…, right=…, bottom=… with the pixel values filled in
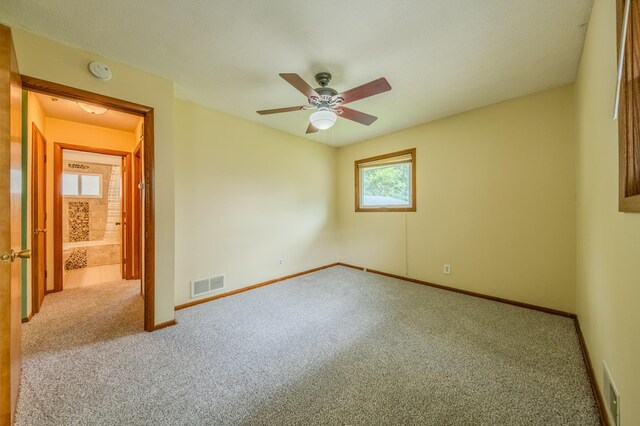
left=361, top=163, right=411, bottom=207
left=80, top=175, right=101, bottom=196
left=62, top=173, right=79, bottom=196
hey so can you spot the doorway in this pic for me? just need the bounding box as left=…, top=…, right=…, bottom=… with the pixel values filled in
left=22, top=76, right=156, bottom=332
left=58, top=149, right=128, bottom=288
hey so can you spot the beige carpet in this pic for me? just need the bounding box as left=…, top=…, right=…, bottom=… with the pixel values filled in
left=16, top=266, right=599, bottom=425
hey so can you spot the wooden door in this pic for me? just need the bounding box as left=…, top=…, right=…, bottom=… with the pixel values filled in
left=120, top=157, right=126, bottom=280
left=133, top=145, right=141, bottom=281
left=121, top=155, right=133, bottom=280
left=32, top=124, right=46, bottom=313
left=0, top=24, right=24, bottom=425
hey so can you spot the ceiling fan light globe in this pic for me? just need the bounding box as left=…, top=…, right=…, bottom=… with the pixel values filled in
left=309, top=109, right=337, bottom=130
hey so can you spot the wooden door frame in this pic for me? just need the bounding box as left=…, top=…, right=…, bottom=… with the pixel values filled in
left=53, top=143, right=132, bottom=290
left=30, top=123, right=46, bottom=313
left=22, top=75, right=156, bottom=332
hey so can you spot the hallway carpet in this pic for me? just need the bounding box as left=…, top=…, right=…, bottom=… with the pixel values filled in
left=15, top=266, right=599, bottom=425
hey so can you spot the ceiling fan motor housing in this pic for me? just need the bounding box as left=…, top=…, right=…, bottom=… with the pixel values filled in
left=315, top=87, right=338, bottom=98
left=313, top=72, right=340, bottom=103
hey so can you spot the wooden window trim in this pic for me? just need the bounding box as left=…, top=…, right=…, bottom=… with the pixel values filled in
left=355, top=148, right=416, bottom=212
left=617, top=0, right=640, bottom=212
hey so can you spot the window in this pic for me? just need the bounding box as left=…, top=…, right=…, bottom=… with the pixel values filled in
left=617, top=0, right=640, bottom=212
left=81, top=175, right=101, bottom=196
left=62, top=173, right=79, bottom=196
left=62, top=173, right=102, bottom=197
left=355, top=148, right=416, bottom=212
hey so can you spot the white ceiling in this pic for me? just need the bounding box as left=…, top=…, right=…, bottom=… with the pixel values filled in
left=34, top=93, right=141, bottom=132
left=2, top=0, right=593, bottom=146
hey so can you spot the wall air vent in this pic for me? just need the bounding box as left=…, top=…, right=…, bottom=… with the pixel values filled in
left=603, top=362, right=620, bottom=426
left=190, top=275, right=224, bottom=298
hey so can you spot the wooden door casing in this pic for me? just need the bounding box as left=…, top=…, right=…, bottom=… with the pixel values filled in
left=52, top=143, right=132, bottom=291
left=21, top=75, right=156, bottom=332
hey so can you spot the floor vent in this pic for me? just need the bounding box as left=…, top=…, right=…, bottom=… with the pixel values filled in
left=603, top=362, right=620, bottom=426
left=191, top=275, right=224, bottom=298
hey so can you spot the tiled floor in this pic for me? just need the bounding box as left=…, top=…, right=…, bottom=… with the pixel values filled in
left=63, top=264, right=122, bottom=288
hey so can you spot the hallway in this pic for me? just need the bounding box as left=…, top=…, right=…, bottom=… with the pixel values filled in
left=21, top=279, right=142, bottom=351
left=16, top=279, right=143, bottom=424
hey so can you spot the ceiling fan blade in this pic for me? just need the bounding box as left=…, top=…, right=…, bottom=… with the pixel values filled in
left=335, top=77, right=391, bottom=105
left=338, top=106, right=378, bottom=126
left=257, top=106, right=305, bottom=115
left=279, top=73, right=320, bottom=99
left=306, top=123, right=318, bottom=134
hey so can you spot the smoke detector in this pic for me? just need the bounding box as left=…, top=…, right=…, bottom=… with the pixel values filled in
left=88, top=61, right=112, bottom=81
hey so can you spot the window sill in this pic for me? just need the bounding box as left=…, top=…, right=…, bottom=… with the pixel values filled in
left=356, top=207, right=416, bottom=213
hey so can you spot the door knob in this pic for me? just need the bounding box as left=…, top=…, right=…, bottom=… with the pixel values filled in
left=34, top=228, right=47, bottom=235
left=0, top=249, right=31, bottom=263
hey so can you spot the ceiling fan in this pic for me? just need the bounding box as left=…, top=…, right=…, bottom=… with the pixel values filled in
left=257, top=72, right=391, bottom=134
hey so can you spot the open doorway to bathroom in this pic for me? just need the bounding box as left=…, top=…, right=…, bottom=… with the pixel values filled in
left=59, top=149, right=128, bottom=288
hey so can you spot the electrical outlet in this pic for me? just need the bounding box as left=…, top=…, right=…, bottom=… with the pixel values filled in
left=443, top=264, right=451, bottom=275
left=603, top=362, right=620, bottom=425
left=278, top=258, right=284, bottom=265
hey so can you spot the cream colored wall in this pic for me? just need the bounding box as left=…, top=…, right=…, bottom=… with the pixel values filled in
left=13, top=29, right=176, bottom=325
left=43, top=117, right=135, bottom=290
left=337, top=85, right=577, bottom=313
left=173, top=98, right=338, bottom=306
left=46, top=118, right=136, bottom=151
left=575, top=0, right=640, bottom=423
left=24, top=91, right=46, bottom=318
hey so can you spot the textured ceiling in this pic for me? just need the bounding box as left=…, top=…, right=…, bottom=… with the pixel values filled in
left=1, top=0, right=593, bottom=146
left=34, top=93, right=141, bottom=132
